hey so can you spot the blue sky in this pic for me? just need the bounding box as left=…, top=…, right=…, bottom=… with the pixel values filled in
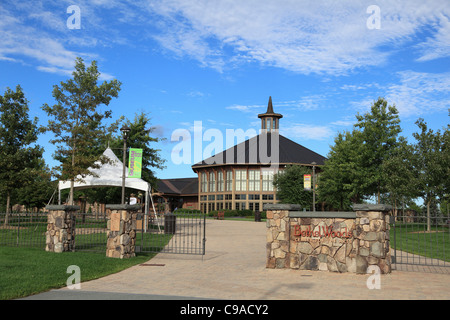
left=1, top=0, right=449, bottom=181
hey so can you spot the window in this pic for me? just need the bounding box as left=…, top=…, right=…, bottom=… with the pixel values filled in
left=235, top=194, right=246, bottom=200
left=208, top=195, right=215, bottom=201
left=226, top=170, right=233, bottom=191
left=201, top=172, right=207, bottom=192
left=249, top=194, right=260, bottom=200
left=217, top=171, right=224, bottom=192
left=235, top=202, right=246, bottom=210
left=225, top=194, right=232, bottom=200
left=262, top=194, right=274, bottom=200
left=235, top=169, right=247, bottom=191
left=249, top=202, right=260, bottom=211
left=262, top=170, right=274, bottom=191
left=209, top=172, right=216, bottom=192
left=248, top=169, right=260, bottom=191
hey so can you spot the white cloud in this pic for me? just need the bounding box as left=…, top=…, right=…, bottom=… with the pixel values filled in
left=281, top=124, right=334, bottom=141
left=144, top=0, right=450, bottom=75
left=385, top=71, right=450, bottom=117
left=226, top=104, right=264, bottom=113
left=1, top=0, right=450, bottom=81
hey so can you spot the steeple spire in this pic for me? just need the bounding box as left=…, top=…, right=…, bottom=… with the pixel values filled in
left=258, top=96, right=283, bottom=132
left=267, top=96, right=274, bottom=113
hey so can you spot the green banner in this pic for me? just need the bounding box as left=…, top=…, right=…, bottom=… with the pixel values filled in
left=128, top=148, right=143, bottom=178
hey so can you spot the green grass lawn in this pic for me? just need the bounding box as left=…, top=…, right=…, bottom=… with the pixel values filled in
left=390, top=223, right=450, bottom=262
left=0, top=246, right=156, bottom=300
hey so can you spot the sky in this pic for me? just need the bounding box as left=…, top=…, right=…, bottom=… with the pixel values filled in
left=1, top=0, right=449, bottom=182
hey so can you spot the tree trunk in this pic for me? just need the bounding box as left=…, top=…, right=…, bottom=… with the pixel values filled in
left=427, top=198, right=431, bottom=232
left=4, top=191, right=11, bottom=226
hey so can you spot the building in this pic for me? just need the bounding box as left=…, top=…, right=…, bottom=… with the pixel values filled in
left=154, top=177, right=198, bottom=212
left=191, top=97, right=327, bottom=213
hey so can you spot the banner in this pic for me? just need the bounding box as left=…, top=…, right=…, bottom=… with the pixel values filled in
left=128, top=148, right=143, bottom=178
left=303, top=174, right=311, bottom=191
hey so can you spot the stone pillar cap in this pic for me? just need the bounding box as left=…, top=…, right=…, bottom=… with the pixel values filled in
left=352, top=204, right=392, bottom=211
left=46, top=205, right=80, bottom=211
left=263, top=203, right=301, bottom=211
left=106, top=204, right=142, bottom=211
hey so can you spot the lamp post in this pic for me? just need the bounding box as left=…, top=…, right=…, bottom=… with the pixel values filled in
left=120, top=125, right=131, bottom=204
left=311, top=162, right=316, bottom=212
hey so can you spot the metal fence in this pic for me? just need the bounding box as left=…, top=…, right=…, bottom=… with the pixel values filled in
left=0, top=212, right=108, bottom=252
left=72, top=212, right=107, bottom=252
left=0, top=212, right=48, bottom=248
left=137, top=212, right=206, bottom=255
left=391, top=214, right=450, bottom=269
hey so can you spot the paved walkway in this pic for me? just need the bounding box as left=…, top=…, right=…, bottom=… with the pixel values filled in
left=24, top=219, right=450, bottom=300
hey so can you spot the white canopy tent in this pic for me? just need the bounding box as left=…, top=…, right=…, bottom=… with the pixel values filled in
left=58, top=148, right=156, bottom=228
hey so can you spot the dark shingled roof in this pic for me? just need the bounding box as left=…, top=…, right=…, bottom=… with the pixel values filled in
left=156, top=178, right=198, bottom=195
left=192, top=132, right=327, bottom=169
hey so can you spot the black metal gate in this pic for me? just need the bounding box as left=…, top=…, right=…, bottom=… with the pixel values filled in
left=391, top=214, right=450, bottom=270
left=136, top=211, right=206, bottom=255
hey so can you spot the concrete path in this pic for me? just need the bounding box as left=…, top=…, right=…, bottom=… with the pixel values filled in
left=24, top=219, right=450, bottom=300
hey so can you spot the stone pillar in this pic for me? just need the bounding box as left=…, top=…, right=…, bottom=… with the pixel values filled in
left=265, top=204, right=300, bottom=269
left=353, top=204, right=392, bottom=274
left=105, top=204, right=141, bottom=259
left=45, top=205, right=79, bottom=253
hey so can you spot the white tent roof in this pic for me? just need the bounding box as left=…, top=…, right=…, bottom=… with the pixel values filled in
left=58, top=147, right=149, bottom=192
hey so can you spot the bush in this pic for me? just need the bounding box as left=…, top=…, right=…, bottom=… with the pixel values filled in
left=207, top=209, right=266, bottom=218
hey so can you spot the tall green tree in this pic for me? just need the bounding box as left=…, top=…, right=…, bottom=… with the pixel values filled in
left=318, top=130, right=364, bottom=210
left=0, top=85, right=43, bottom=223
left=17, top=159, right=55, bottom=211
left=411, top=118, right=446, bottom=231
left=273, top=165, right=313, bottom=210
left=110, top=112, right=166, bottom=189
left=41, top=57, right=121, bottom=204
left=381, top=136, right=417, bottom=218
left=354, top=97, right=402, bottom=203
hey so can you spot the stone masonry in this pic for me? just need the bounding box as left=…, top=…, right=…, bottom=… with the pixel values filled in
left=45, top=205, right=79, bottom=253
left=266, top=204, right=392, bottom=274
left=105, top=204, right=141, bottom=259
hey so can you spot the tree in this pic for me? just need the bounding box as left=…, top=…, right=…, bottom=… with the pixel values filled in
left=0, top=85, right=43, bottom=224
left=273, top=165, right=313, bottom=209
left=411, top=118, right=446, bottom=231
left=354, top=97, right=402, bottom=203
left=41, top=57, right=121, bottom=205
left=17, top=159, right=55, bottom=211
left=381, top=136, right=417, bottom=219
left=317, top=130, right=364, bottom=210
left=110, top=112, right=166, bottom=191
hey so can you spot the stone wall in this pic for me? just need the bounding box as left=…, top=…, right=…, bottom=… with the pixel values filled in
left=45, top=205, right=79, bottom=253
left=266, top=204, right=392, bottom=274
left=105, top=204, right=141, bottom=259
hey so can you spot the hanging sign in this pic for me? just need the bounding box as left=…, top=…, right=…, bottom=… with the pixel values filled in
left=128, top=148, right=143, bottom=178
left=303, top=174, right=311, bottom=191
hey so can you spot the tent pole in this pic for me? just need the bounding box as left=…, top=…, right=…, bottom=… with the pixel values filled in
left=149, top=187, right=161, bottom=233
left=144, top=188, right=148, bottom=232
